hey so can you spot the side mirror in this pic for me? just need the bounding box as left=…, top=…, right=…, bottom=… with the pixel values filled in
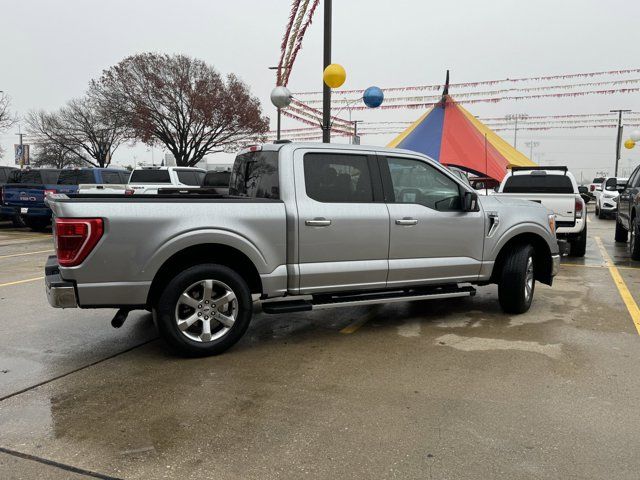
left=616, top=182, right=628, bottom=193
left=463, top=191, right=479, bottom=212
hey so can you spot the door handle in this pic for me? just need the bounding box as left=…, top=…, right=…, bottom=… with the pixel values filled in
left=306, top=218, right=332, bottom=227
left=395, top=217, right=418, bottom=226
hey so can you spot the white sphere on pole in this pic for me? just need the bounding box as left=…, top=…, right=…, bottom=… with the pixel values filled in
left=270, top=86, right=292, bottom=109
left=631, top=130, right=640, bottom=142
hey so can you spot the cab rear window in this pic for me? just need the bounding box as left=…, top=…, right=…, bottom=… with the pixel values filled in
left=129, top=170, right=171, bottom=183
left=7, top=169, right=60, bottom=184
left=57, top=170, right=95, bottom=185
left=503, top=174, right=574, bottom=194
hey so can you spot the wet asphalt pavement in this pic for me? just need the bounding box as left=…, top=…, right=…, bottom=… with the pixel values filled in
left=1, top=211, right=640, bottom=479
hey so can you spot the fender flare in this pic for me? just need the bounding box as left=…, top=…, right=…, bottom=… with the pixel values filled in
left=142, top=228, right=270, bottom=279
left=488, top=221, right=556, bottom=260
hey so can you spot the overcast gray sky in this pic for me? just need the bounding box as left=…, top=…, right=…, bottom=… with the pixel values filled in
left=1, top=0, right=639, bottom=180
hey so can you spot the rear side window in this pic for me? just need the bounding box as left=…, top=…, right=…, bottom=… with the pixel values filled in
left=503, top=174, right=574, bottom=194
left=101, top=171, right=126, bottom=184
left=119, top=172, right=131, bottom=183
left=204, top=171, right=231, bottom=187
left=592, top=177, right=605, bottom=184
left=229, top=151, right=279, bottom=199
left=176, top=170, right=205, bottom=186
left=0, top=169, right=8, bottom=183
left=303, top=153, right=373, bottom=202
left=129, top=170, right=171, bottom=183
left=57, top=170, right=95, bottom=185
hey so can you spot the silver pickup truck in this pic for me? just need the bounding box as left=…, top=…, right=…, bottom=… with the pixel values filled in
left=45, top=142, right=560, bottom=356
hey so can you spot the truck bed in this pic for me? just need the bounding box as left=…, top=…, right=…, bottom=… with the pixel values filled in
left=47, top=194, right=287, bottom=306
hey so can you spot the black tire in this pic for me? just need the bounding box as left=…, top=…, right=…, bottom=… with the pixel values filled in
left=630, top=217, right=640, bottom=261
left=23, top=216, right=50, bottom=232
left=11, top=214, right=26, bottom=228
left=597, top=204, right=605, bottom=219
left=155, top=264, right=252, bottom=357
left=615, top=215, right=628, bottom=242
left=569, top=222, right=587, bottom=257
left=498, top=244, right=536, bottom=314
left=595, top=203, right=600, bottom=217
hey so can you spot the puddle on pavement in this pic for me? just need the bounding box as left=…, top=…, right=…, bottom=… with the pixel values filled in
left=436, top=333, right=562, bottom=359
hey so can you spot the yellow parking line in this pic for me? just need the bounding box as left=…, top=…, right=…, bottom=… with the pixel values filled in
left=0, top=276, right=44, bottom=288
left=340, top=310, right=378, bottom=334
left=0, top=249, right=53, bottom=260
left=594, top=236, right=640, bottom=335
left=562, top=263, right=640, bottom=271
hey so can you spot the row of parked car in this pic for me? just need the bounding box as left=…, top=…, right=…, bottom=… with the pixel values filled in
left=0, top=165, right=231, bottom=230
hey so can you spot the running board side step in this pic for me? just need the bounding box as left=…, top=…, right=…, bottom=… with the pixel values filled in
left=261, top=286, right=476, bottom=314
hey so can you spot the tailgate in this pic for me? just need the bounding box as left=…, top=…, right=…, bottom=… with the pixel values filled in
left=3, top=184, right=77, bottom=207
left=498, top=193, right=576, bottom=223
left=3, top=185, right=45, bottom=207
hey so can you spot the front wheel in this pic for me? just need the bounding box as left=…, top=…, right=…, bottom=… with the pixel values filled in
left=595, top=203, right=600, bottom=217
left=615, top=215, right=628, bottom=242
left=630, top=218, right=640, bottom=261
left=155, top=264, right=252, bottom=357
left=498, top=244, right=535, bottom=314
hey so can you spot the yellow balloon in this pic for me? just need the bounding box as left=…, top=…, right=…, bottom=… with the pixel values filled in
left=323, top=63, right=346, bottom=89
left=625, top=139, right=636, bottom=149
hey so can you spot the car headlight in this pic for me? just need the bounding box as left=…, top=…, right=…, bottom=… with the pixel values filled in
left=602, top=192, right=616, bottom=199
left=548, top=214, right=556, bottom=236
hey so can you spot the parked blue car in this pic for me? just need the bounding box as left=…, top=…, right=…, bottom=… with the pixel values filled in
left=3, top=168, right=129, bottom=231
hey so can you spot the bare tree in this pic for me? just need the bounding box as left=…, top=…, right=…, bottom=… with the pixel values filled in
left=0, top=93, right=18, bottom=157
left=31, top=141, right=85, bottom=168
left=25, top=95, right=129, bottom=168
left=92, top=53, right=269, bottom=167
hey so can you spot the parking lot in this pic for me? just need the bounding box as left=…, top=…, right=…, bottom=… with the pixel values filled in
left=1, top=210, right=639, bottom=479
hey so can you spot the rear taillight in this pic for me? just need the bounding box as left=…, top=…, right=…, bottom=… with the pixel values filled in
left=124, top=188, right=135, bottom=196
left=55, top=218, right=104, bottom=267
left=44, top=189, right=56, bottom=197
left=590, top=185, right=595, bottom=191
left=575, top=198, right=584, bottom=219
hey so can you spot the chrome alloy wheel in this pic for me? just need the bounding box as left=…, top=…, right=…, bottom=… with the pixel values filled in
left=174, top=279, right=238, bottom=343
left=524, top=256, right=534, bottom=303
left=631, top=220, right=637, bottom=255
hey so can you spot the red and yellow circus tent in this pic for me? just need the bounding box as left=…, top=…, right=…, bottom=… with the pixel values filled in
left=387, top=81, right=536, bottom=181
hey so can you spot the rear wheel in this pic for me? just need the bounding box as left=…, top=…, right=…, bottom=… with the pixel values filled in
left=630, top=217, right=640, bottom=261
left=498, top=244, right=535, bottom=314
left=155, top=264, right=252, bottom=357
left=615, top=215, right=628, bottom=242
left=569, top=222, right=587, bottom=257
left=23, top=216, right=50, bottom=232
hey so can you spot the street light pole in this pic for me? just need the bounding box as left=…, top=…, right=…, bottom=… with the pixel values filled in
left=611, top=109, right=631, bottom=177
left=505, top=113, right=528, bottom=149
left=322, top=0, right=332, bottom=143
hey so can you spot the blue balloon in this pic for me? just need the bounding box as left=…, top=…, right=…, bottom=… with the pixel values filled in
left=363, top=86, right=384, bottom=108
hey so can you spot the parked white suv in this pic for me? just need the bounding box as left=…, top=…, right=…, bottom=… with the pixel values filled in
left=127, top=166, right=206, bottom=194
left=595, top=176, right=628, bottom=219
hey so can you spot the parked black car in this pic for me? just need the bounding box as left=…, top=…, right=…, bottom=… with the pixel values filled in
left=615, top=166, right=640, bottom=259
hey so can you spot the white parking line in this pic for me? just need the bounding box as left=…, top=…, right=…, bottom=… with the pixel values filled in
left=0, top=249, right=53, bottom=260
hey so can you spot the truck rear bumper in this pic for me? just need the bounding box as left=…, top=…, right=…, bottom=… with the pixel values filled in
left=45, top=256, right=78, bottom=308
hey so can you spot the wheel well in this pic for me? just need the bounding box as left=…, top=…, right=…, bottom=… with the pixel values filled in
left=491, top=233, right=553, bottom=286
left=147, top=244, right=262, bottom=308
